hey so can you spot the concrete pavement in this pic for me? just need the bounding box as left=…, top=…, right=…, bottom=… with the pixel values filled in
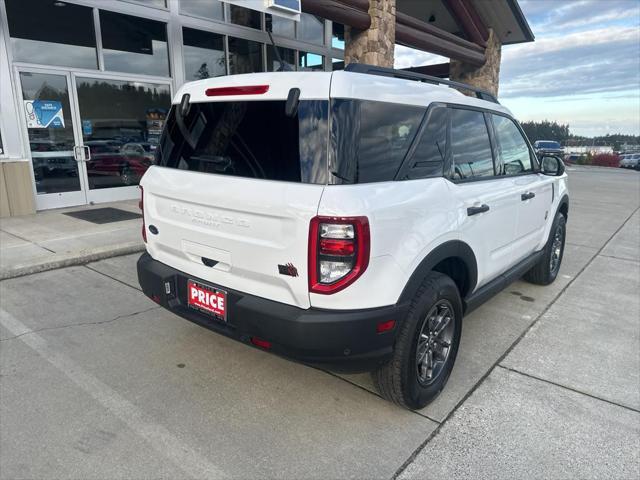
left=0, top=200, right=143, bottom=280
left=0, top=166, right=639, bottom=479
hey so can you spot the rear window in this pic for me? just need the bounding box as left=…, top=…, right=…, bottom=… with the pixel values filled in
left=156, top=100, right=328, bottom=184
left=330, top=99, right=426, bottom=183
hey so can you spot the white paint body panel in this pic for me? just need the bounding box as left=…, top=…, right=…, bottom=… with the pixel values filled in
left=174, top=72, right=333, bottom=104
left=143, top=71, right=569, bottom=311
left=141, top=166, right=324, bottom=309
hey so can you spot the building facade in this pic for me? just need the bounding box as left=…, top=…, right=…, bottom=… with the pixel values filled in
left=0, top=0, right=345, bottom=216
left=0, top=0, right=533, bottom=217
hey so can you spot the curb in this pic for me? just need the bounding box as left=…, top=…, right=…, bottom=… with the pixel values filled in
left=0, top=242, right=145, bottom=280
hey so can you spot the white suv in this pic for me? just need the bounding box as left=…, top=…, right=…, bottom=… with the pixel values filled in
left=137, top=64, right=569, bottom=409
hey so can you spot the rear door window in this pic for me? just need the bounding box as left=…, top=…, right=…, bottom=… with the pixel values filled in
left=492, top=114, right=534, bottom=175
left=450, top=108, right=494, bottom=180
left=330, top=99, right=425, bottom=183
left=156, top=100, right=328, bottom=184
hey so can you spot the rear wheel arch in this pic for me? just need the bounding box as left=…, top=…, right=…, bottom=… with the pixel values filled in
left=399, top=241, right=478, bottom=304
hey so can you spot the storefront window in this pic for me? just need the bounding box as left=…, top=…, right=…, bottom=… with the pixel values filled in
left=266, top=14, right=296, bottom=38
left=76, top=78, right=171, bottom=190
left=183, top=28, right=226, bottom=80
left=6, top=0, right=98, bottom=69
left=267, top=47, right=296, bottom=72
left=299, top=52, right=324, bottom=71
left=332, top=23, right=345, bottom=49
left=229, top=5, right=262, bottom=30
left=298, top=13, right=324, bottom=44
left=100, top=11, right=170, bottom=77
left=228, top=37, right=264, bottom=74
left=180, top=0, right=224, bottom=21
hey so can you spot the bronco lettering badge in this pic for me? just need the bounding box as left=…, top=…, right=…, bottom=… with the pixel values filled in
left=278, top=263, right=299, bottom=277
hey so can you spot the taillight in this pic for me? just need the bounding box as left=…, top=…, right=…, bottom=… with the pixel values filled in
left=309, top=216, right=370, bottom=294
left=139, top=186, right=147, bottom=243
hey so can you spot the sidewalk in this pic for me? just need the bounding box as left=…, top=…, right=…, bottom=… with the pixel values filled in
left=0, top=200, right=144, bottom=280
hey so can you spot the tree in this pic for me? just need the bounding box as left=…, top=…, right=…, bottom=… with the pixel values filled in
left=520, top=120, right=570, bottom=144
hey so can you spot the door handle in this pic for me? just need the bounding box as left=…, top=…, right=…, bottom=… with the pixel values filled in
left=521, top=192, right=535, bottom=201
left=83, top=146, right=91, bottom=161
left=73, top=145, right=83, bottom=161
left=467, top=204, right=490, bottom=216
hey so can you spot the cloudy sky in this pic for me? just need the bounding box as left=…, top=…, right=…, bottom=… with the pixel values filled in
left=394, top=0, right=640, bottom=137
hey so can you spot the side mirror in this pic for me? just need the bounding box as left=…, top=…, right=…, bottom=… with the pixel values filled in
left=540, top=155, right=565, bottom=176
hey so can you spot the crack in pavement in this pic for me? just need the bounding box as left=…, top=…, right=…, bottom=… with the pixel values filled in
left=0, top=305, right=161, bottom=342
left=497, top=365, right=640, bottom=414
left=84, top=263, right=142, bottom=292
left=391, top=204, right=640, bottom=480
left=0, top=228, right=56, bottom=253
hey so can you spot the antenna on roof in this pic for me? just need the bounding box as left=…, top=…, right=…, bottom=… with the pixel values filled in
left=266, top=27, right=292, bottom=72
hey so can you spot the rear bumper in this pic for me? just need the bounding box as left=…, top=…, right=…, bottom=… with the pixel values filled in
left=137, top=253, right=408, bottom=372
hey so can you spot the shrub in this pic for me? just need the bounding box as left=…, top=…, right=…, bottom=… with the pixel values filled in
left=591, top=153, right=620, bottom=167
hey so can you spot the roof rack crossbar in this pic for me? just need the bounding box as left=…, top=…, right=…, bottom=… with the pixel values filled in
left=344, top=63, right=499, bottom=104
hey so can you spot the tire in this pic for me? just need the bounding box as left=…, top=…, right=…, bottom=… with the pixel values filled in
left=372, top=272, right=463, bottom=410
left=524, top=211, right=566, bottom=285
left=120, top=165, right=135, bottom=186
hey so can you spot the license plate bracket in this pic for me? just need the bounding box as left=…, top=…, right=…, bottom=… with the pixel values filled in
left=187, top=280, right=227, bottom=322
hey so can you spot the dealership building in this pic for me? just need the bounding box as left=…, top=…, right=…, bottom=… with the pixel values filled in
left=0, top=0, right=532, bottom=217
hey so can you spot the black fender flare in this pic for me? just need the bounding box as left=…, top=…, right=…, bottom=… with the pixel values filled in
left=557, top=194, right=569, bottom=221
left=398, top=240, right=478, bottom=304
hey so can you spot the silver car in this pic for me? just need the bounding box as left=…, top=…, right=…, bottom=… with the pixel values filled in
left=620, top=153, right=640, bottom=168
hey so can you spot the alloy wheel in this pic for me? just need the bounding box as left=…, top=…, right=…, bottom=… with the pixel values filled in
left=416, top=299, right=455, bottom=385
left=549, top=223, right=564, bottom=274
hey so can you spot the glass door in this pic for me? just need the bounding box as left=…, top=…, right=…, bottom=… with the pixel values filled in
left=18, top=69, right=89, bottom=210
left=73, top=75, right=172, bottom=204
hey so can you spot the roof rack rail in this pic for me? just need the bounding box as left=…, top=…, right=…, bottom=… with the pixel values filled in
left=344, top=63, right=500, bottom=104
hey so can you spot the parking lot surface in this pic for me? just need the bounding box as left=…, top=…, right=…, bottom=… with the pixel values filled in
left=1, top=166, right=639, bottom=479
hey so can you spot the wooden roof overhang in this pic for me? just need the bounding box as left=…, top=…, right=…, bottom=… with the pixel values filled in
left=302, top=0, right=533, bottom=67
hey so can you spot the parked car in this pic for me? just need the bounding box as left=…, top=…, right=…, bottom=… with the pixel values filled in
left=30, top=139, right=78, bottom=178
left=122, top=142, right=157, bottom=162
left=564, top=154, right=584, bottom=164
left=620, top=153, right=640, bottom=168
left=137, top=65, right=569, bottom=410
left=534, top=140, right=564, bottom=156
left=85, top=140, right=152, bottom=186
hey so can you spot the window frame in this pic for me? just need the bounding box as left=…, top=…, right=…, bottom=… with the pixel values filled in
left=329, top=98, right=428, bottom=184
left=181, top=26, right=227, bottom=80
left=99, top=8, right=171, bottom=77
left=428, top=103, right=541, bottom=184
left=488, top=112, right=540, bottom=177
left=445, top=105, right=497, bottom=183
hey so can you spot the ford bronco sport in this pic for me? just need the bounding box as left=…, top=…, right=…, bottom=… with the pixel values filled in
left=137, top=64, right=569, bottom=410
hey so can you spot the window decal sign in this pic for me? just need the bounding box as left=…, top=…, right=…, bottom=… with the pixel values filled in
left=24, top=100, right=65, bottom=129
left=82, top=120, right=93, bottom=136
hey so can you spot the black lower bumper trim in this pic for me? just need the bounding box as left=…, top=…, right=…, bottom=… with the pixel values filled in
left=137, top=253, right=408, bottom=372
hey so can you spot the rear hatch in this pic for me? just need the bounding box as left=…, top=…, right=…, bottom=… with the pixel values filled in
left=142, top=73, right=331, bottom=308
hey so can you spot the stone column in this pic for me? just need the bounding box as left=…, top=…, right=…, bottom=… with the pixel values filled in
left=450, top=28, right=502, bottom=97
left=344, top=0, right=396, bottom=68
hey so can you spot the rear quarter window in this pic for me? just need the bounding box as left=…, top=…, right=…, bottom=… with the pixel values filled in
left=330, top=99, right=425, bottom=183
